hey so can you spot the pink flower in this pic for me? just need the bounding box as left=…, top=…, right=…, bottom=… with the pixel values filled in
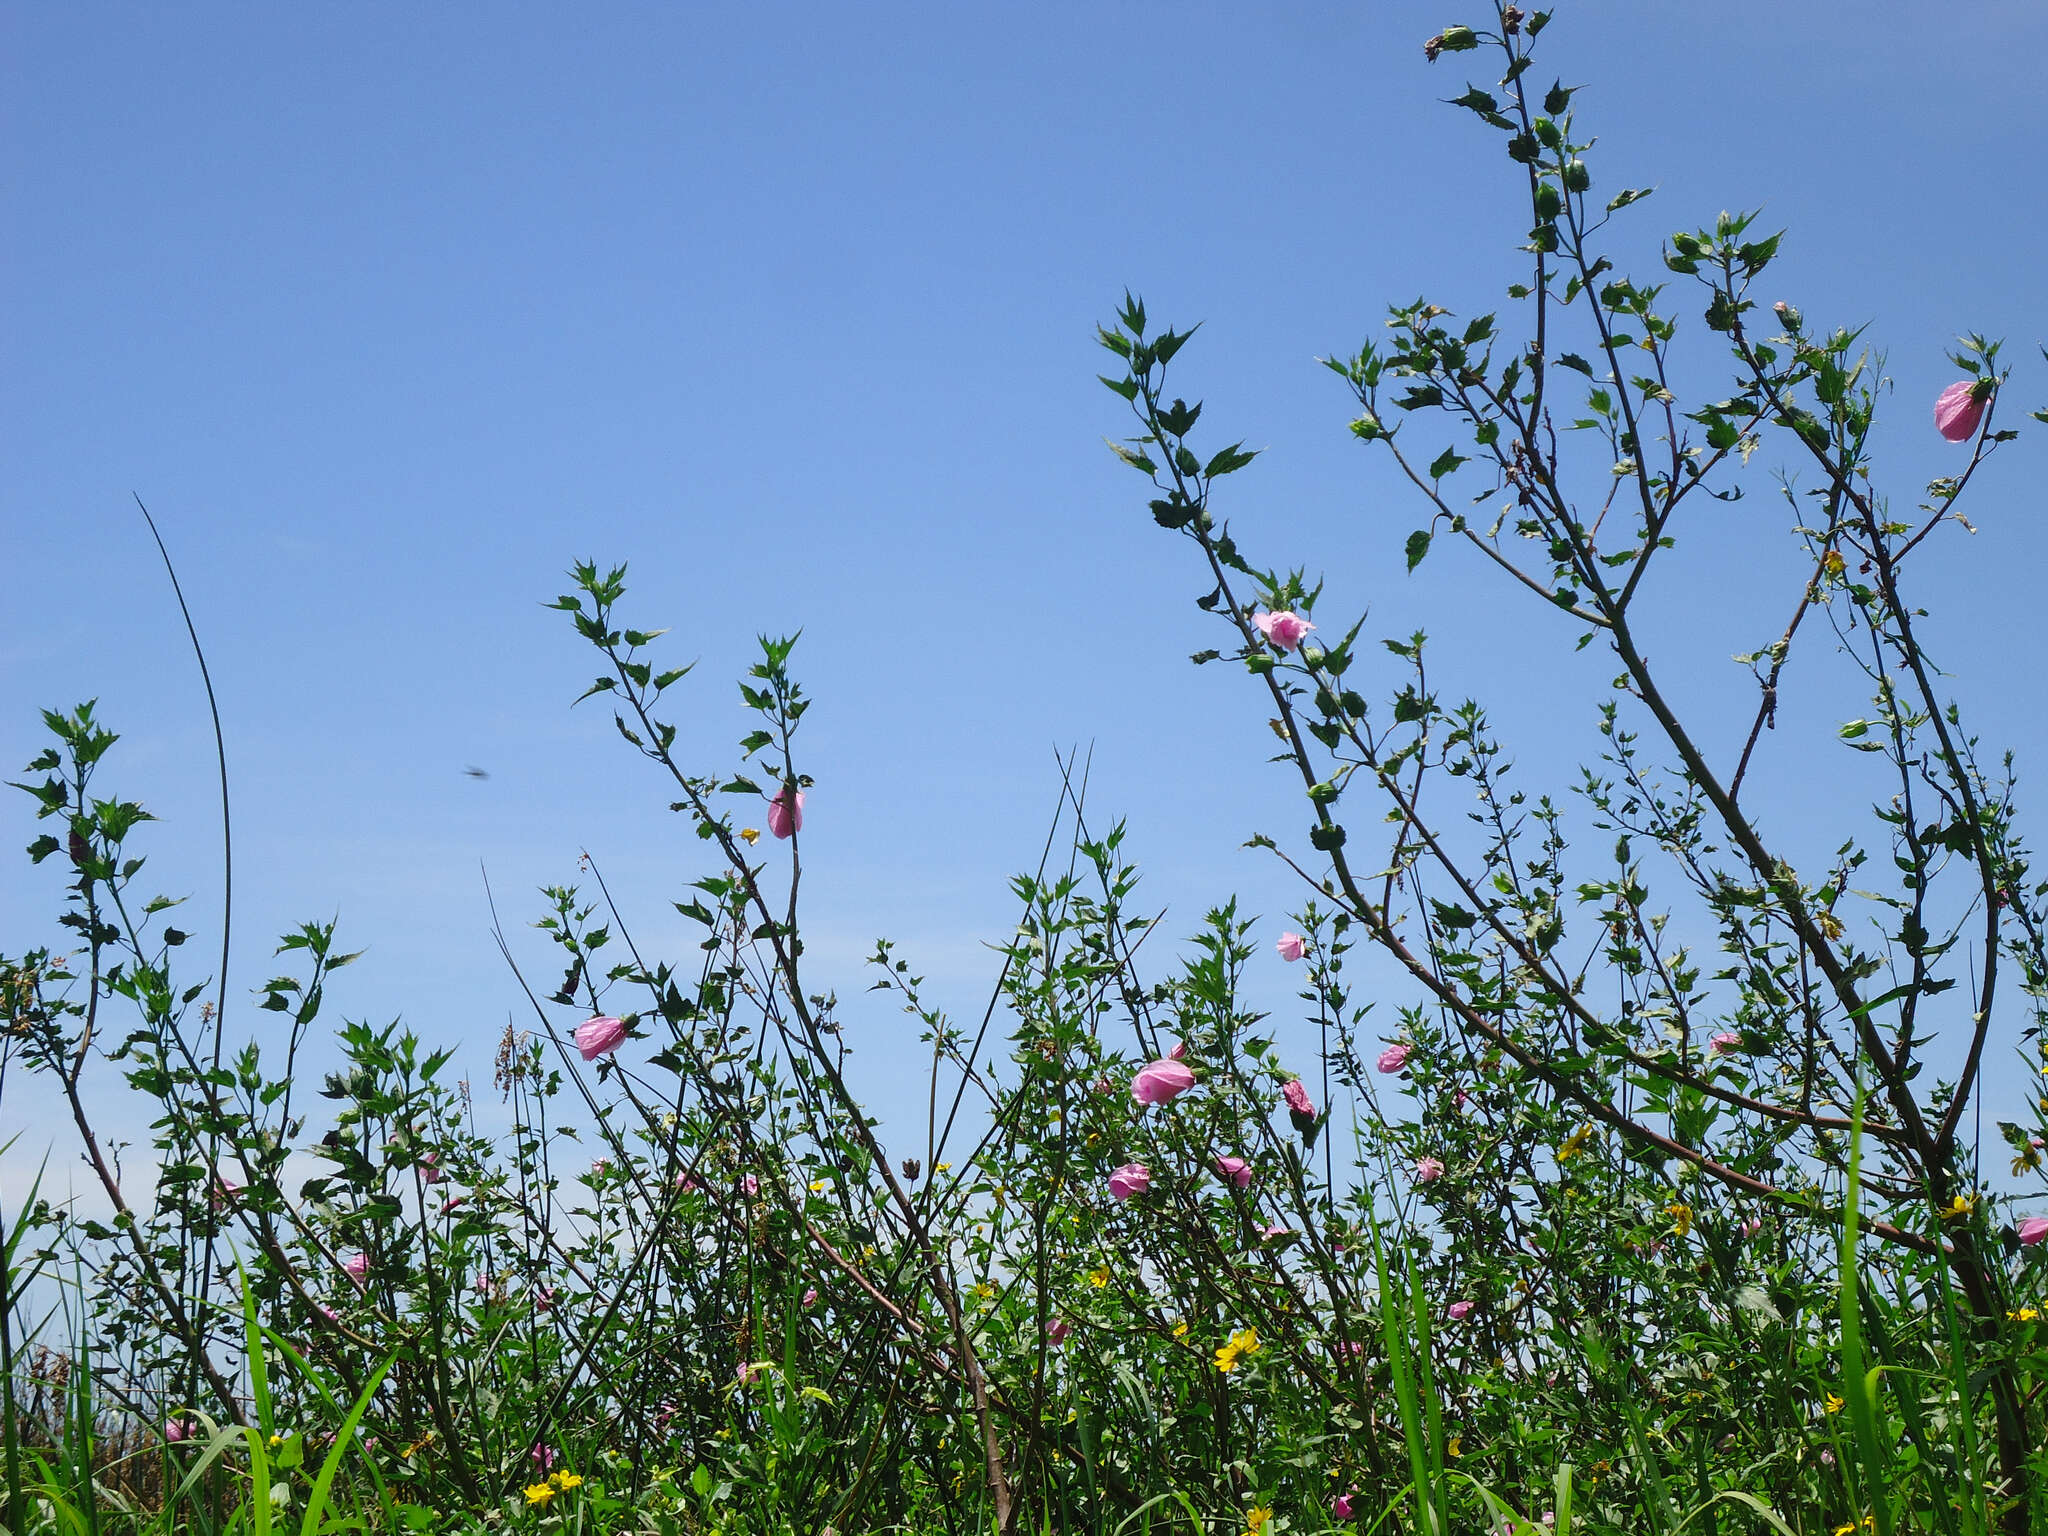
left=1214, top=1155, right=1253, bottom=1191
left=1934, top=379, right=1987, bottom=442
left=1454, top=1088, right=1470, bottom=1110
left=591, top=1157, right=610, bottom=1176
left=742, top=1174, right=759, bottom=1197
left=1046, top=1317, right=1071, bottom=1346
left=440, top=1195, right=464, bottom=1214
left=767, top=785, right=805, bottom=839
left=802, top=1286, right=819, bottom=1307
left=1275, top=931, right=1307, bottom=963
left=1282, top=1079, right=1316, bottom=1118
left=165, top=1417, right=191, bottom=1444
left=529, top=1443, right=557, bottom=1472
left=1708, top=1031, right=1741, bottom=1055
left=418, top=1152, right=443, bottom=1185
left=1169, top=1039, right=1189, bottom=1061
left=1337, top=1339, right=1365, bottom=1357
left=1258, top=1222, right=1294, bottom=1241
left=1739, top=1217, right=1763, bottom=1241
left=675, top=1172, right=700, bottom=1193
left=573, top=1014, right=627, bottom=1060
left=1107, top=1163, right=1151, bottom=1201
left=533, top=1286, right=558, bottom=1312
left=1415, top=1156, right=1445, bottom=1183
left=1252, top=609, right=1316, bottom=652
left=2019, top=1216, right=2048, bottom=1247
left=343, top=1252, right=370, bottom=1286
left=1131, top=1058, right=1196, bottom=1106
left=1377, top=1043, right=1411, bottom=1074
left=736, top=1360, right=771, bottom=1387
left=317, top=1304, right=338, bottom=1322
left=1332, top=1494, right=1356, bottom=1521
left=1445, top=1299, right=1474, bottom=1322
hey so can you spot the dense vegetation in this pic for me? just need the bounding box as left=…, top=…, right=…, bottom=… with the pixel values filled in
left=6, top=6, right=2047, bottom=1533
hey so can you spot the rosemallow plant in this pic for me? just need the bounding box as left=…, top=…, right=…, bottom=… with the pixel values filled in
left=572, top=1013, right=627, bottom=1060
left=1095, top=3, right=2047, bottom=1522
left=1130, top=1058, right=1197, bottom=1106
left=7, top=10, right=2048, bottom=1536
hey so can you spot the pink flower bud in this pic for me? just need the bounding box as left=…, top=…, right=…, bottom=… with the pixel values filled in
left=1213, top=1155, right=1253, bottom=1191
left=742, top=1174, right=759, bottom=1197
left=1332, top=1494, right=1356, bottom=1521
left=418, top=1152, right=443, bottom=1185
left=1168, top=1039, right=1189, bottom=1061
left=1415, top=1156, right=1445, bottom=1184
left=802, top=1286, right=819, bottom=1307
left=1107, top=1163, right=1151, bottom=1201
left=1046, top=1316, right=1071, bottom=1345
left=165, top=1417, right=191, bottom=1444
left=573, top=1015, right=628, bottom=1061
left=1707, top=1031, right=1741, bottom=1055
left=1131, top=1058, right=1196, bottom=1106
left=1252, top=609, right=1316, bottom=652
left=1275, top=931, right=1307, bottom=963
left=1445, top=1299, right=1474, bottom=1321
left=1934, top=379, right=1987, bottom=442
left=343, top=1252, right=370, bottom=1285
left=767, top=785, right=805, bottom=839
left=1377, top=1043, right=1412, bottom=1074
left=1282, top=1079, right=1316, bottom=1118
left=2019, top=1216, right=2048, bottom=1247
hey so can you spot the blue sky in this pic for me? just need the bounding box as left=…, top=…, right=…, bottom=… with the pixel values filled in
left=5, top=2, right=2046, bottom=1201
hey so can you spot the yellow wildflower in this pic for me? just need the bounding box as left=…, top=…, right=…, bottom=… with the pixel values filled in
left=1558, top=1123, right=1594, bottom=1162
left=1816, top=909, right=1844, bottom=940
left=1824, top=1392, right=1845, bottom=1414
left=1247, top=1508, right=1273, bottom=1534
left=524, top=1482, right=556, bottom=1506
left=739, top=827, right=760, bottom=845
left=268, top=1433, right=284, bottom=1449
left=2008, top=1306, right=2040, bottom=1323
left=809, top=1178, right=829, bottom=1193
left=1172, top=1319, right=1189, bottom=1339
left=1089, top=1266, right=1110, bottom=1289
left=1944, top=1192, right=1976, bottom=1219
left=553, top=1471, right=583, bottom=1489
left=1666, top=1201, right=1693, bottom=1238
left=1215, top=1327, right=1262, bottom=1373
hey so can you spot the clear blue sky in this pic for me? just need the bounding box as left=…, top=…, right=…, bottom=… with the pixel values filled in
left=6, top=3, right=2046, bottom=1198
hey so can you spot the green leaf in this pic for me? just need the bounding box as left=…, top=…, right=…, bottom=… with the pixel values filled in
left=1428, top=446, right=1468, bottom=480
left=1405, top=530, right=1432, bottom=571
left=1204, top=443, right=1259, bottom=477
left=1105, top=440, right=1158, bottom=475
